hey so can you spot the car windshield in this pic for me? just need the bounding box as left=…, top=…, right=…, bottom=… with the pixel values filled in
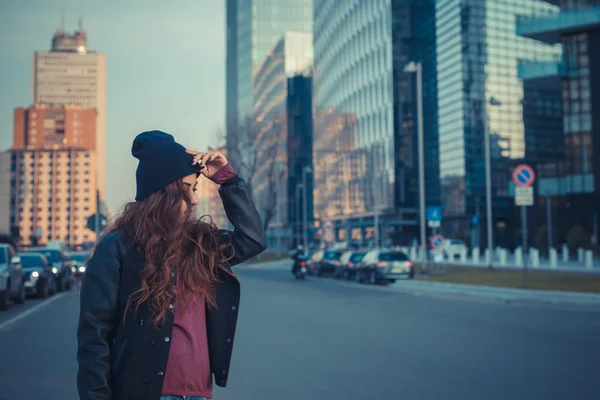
left=349, top=253, right=366, bottom=263
left=27, top=249, right=61, bottom=263
left=19, top=255, right=45, bottom=268
left=0, top=247, right=6, bottom=263
left=71, top=253, right=90, bottom=262
left=379, top=252, right=409, bottom=262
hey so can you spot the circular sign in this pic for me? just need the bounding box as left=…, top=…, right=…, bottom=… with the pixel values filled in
left=512, top=164, right=535, bottom=187
left=430, top=234, right=445, bottom=249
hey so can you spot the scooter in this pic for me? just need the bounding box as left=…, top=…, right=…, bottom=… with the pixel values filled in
left=292, top=256, right=308, bottom=280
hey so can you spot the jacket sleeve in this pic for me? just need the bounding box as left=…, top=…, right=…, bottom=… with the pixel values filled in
left=218, top=176, right=267, bottom=267
left=77, top=232, right=122, bottom=400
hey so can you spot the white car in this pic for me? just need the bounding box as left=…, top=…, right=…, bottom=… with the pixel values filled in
left=443, top=239, right=467, bottom=260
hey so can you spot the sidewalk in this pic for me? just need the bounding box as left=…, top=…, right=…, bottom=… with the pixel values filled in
left=391, top=279, right=600, bottom=310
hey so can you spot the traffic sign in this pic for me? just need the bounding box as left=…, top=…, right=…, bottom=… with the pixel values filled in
left=515, top=186, right=534, bottom=206
left=430, top=234, right=445, bottom=249
left=87, top=213, right=108, bottom=232
left=426, top=206, right=442, bottom=228
left=513, top=164, right=535, bottom=187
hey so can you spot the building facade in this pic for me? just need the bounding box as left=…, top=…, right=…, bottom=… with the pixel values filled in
left=313, top=0, right=423, bottom=246
left=226, top=0, right=313, bottom=176
left=13, top=104, right=97, bottom=152
left=434, top=0, right=562, bottom=245
left=252, top=32, right=313, bottom=252
left=32, top=27, right=107, bottom=205
left=0, top=152, right=11, bottom=235
left=10, top=149, right=98, bottom=247
left=517, top=0, right=600, bottom=248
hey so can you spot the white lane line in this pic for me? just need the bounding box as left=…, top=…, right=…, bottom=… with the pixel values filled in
left=0, top=292, right=69, bottom=332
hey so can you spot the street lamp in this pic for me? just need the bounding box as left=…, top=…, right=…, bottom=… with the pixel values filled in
left=302, top=166, right=312, bottom=251
left=404, top=61, right=426, bottom=262
left=484, top=96, right=501, bottom=269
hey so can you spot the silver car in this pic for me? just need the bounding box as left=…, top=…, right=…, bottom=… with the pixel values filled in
left=0, top=243, right=26, bottom=310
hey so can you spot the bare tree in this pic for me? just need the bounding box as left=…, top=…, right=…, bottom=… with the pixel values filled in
left=261, top=145, right=286, bottom=231
left=224, top=117, right=261, bottom=200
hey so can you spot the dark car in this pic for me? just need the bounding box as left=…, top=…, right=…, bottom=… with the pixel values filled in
left=313, top=250, right=344, bottom=277
left=0, top=244, right=26, bottom=310
left=19, top=253, right=56, bottom=298
left=356, top=249, right=414, bottom=284
left=23, top=248, right=72, bottom=292
left=69, top=251, right=91, bottom=277
left=334, top=250, right=366, bottom=280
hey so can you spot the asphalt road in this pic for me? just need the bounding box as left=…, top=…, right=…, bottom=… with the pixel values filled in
left=0, top=266, right=599, bottom=400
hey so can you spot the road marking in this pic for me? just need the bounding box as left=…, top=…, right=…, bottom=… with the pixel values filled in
left=0, top=293, right=69, bottom=332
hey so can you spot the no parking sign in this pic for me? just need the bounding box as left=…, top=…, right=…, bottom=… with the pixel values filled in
left=430, top=234, right=444, bottom=249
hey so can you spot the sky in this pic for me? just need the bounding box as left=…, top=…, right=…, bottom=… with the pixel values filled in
left=0, top=0, right=226, bottom=212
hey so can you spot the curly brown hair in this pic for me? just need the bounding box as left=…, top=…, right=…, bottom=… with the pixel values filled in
left=107, top=177, right=234, bottom=325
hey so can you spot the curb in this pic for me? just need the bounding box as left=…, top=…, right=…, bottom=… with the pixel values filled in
left=392, top=281, right=600, bottom=310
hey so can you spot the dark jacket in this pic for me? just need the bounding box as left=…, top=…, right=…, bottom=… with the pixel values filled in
left=77, top=177, right=266, bottom=400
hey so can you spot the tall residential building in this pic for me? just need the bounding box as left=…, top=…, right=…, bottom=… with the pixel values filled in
left=517, top=0, right=600, bottom=243
left=32, top=27, right=107, bottom=204
left=13, top=104, right=97, bottom=152
left=10, top=149, right=98, bottom=247
left=0, top=152, right=11, bottom=235
left=252, top=32, right=313, bottom=252
left=433, top=0, right=562, bottom=242
left=313, top=0, right=421, bottom=245
left=225, top=0, right=312, bottom=175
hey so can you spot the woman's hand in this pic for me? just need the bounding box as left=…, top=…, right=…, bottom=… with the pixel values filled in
left=185, top=149, right=228, bottom=179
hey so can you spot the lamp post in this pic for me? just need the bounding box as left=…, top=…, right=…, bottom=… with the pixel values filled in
left=302, top=166, right=312, bottom=251
left=404, top=61, right=426, bottom=263
left=484, top=96, right=501, bottom=269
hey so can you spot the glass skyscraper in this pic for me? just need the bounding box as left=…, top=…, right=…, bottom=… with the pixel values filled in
left=226, top=0, right=312, bottom=136
left=435, top=0, right=561, bottom=238
left=313, top=0, right=426, bottom=245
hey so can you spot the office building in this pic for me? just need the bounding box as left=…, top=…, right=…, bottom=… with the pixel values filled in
left=517, top=0, right=600, bottom=244
left=313, top=0, right=422, bottom=246
left=434, top=0, right=562, bottom=243
left=252, top=32, right=313, bottom=251
left=10, top=149, right=98, bottom=247
left=32, top=26, right=107, bottom=204
left=0, top=152, right=11, bottom=235
left=13, top=104, right=97, bottom=151
left=226, top=0, right=312, bottom=175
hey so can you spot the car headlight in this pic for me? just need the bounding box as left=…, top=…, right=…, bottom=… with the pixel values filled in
left=31, top=271, right=39, bottom=278
left=52, top=267, right=58, bottom=274
left=78, top=266, right=86, bottom=273
left=71, top=266, right=77, bottom=273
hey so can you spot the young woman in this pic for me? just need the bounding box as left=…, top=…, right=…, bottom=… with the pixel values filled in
left=77, top=130, right=266, bottom=400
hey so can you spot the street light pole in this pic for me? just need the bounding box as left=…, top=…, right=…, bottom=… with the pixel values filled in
left=404, top=61, right=426, bottom=264
left=302, top=166, right=312, bottom=251
left=484, top=98, right=500, bottom=270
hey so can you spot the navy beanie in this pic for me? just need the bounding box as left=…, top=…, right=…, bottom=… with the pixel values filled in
left=131, top=130, right=201, bottom=200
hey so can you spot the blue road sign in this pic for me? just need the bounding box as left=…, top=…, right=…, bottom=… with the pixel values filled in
left=471, top=215, right=480, bottom=226
left=430, top=234, right=445, bottom=249
left=426, top=206, right=442, bottom=222
left=512, top=164, right=535, bottom=187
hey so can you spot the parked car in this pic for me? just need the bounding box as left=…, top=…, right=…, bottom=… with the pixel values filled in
left=313, top=250, right=345, bottom=277
left=334, top=250, right=366, bottom=280
left=307, top=250, right=324, bottom=276
left=356, top=249, right=414, bottom=284
left=19, top=253, right=56, bottom=298
left=69, top=251, right=91, bottom=278
left=443, top=239, right=467, bottom=260
left=0, top=244, right=26, bottom=310
left=23, top=248, right=72, bottom=292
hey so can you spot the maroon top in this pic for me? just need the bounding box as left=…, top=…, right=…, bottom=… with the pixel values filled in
left=208, top=163, right=237, bottom=185
left=162, top=163, right=237, bottom=397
